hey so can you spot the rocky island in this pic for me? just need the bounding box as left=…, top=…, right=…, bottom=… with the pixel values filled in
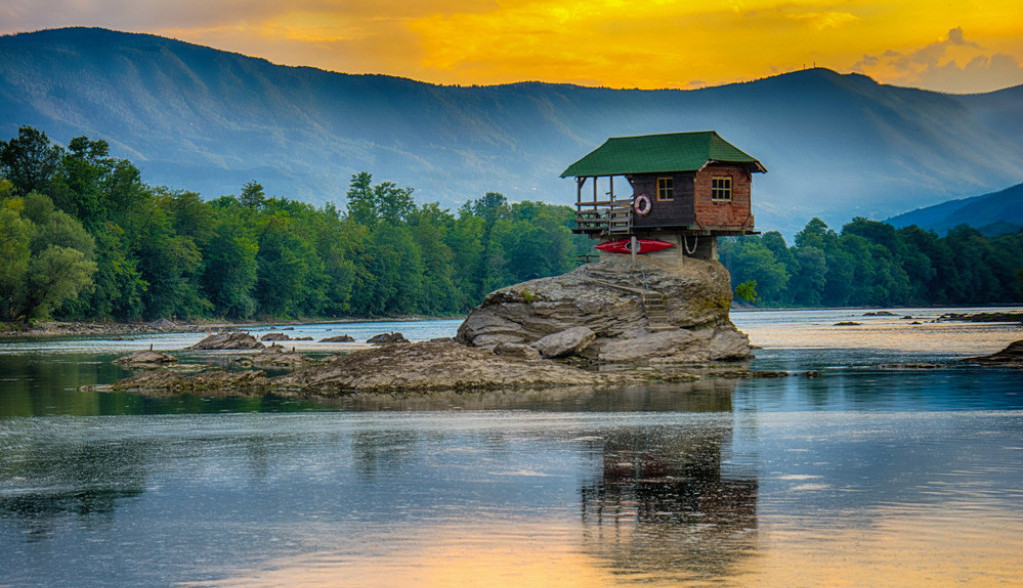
left=457, top=254, right=750, bottom=363
left=96, top=248, right=763, bottom=398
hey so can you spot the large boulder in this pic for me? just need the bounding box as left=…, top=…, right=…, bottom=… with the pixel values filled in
left=531, top=326, right=596, bottom=358
left=456, top=256, right=749, bottom=363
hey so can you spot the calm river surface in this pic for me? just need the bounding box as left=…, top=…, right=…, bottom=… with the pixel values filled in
left=2, top=308, right=1022, bottom=587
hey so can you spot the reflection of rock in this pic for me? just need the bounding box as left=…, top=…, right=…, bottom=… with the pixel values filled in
left=114, top=350, right=178, bottom=368
left=579, top=424, right=757, bottom=582
left=876, top=362, right=942, bottom=369
left=0, top=438, right=148, bottom=539
left=367, top=332, right=409, bottom=345
left=275, top=340, right=628, bottom=394
left=964, top=339, right=1023, bottom=368
left=456, top=258, right=749, bottom=363
left=188, top=331, right=264, bottom=350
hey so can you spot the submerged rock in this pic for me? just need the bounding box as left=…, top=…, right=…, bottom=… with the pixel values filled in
left=188, top=331, right=264, bottom=350
left=456, top=257, right=748, bottom=363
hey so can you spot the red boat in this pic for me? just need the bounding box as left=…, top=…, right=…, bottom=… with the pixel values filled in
left=594, top=238, right=675, bottom=254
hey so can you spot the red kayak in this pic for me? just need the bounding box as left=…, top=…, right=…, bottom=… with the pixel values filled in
left=594, top=238, right=675, bottom=254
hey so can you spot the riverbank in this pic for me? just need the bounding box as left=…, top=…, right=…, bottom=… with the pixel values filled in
left=6, top=309, right=1019, bottom=340
left=0, top=315, right=455, bottom=339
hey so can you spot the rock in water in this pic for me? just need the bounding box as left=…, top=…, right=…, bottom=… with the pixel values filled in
left=275, top=340, right=623, bottom=393
left=320, top=334, right=355, bottom=342
left=188, top=331, right=264, bottom=350
left=965, top=339, right=1023, bottom=368
left=367, top=332, right=409, bottom=345
left=456, top=256, right=750, bottom=363
left=114, top=350, right=179, bottom=368
left=260, top=332, right=291, bottom=341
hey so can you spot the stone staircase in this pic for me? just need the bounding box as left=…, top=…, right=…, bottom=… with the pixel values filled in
left=641, top=291, right=675, bottom=331
left=584, top=274, right=675, bottom=331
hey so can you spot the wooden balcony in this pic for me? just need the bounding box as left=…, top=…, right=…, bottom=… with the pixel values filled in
left=574, top=201, right=633, bottom=236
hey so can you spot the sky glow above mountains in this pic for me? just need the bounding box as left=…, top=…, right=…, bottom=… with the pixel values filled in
left=2, top=0, right=1022, bottom=93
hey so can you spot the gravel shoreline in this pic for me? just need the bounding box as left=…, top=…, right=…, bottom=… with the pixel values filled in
left=0, top=316, right=451, bottom=339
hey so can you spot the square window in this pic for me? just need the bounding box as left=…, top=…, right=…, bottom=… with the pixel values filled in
left=657, top=177, right=674, bottom=201
left=711, top=177, right=732, bottom=201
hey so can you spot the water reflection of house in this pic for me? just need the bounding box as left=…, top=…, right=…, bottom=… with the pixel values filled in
left=579, top=423, right=758, bottom=581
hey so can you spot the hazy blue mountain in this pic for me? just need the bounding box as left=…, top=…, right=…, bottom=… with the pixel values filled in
left=2, top=27, right=1023, bottom=235
left=887, top=182, right=1023, bottom=236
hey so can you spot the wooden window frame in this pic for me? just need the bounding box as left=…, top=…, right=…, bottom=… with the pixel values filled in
left=711, top=176, right=732, bottom=202
left=656, top=177, right=674, bottom=201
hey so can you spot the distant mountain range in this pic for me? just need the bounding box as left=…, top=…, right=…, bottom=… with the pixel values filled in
left=2, top=27, right=1023, bottom=236
left=887, top=182, right=1023, bottom=236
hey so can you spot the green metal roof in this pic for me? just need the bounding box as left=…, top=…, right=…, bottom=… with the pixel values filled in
left=560, top=131, right=766, bottom=178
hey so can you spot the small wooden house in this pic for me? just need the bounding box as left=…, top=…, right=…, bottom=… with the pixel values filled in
left=562, top=131, right=766, bottom=256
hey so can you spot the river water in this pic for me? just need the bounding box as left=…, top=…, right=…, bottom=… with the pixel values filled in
left=1, top=308, right=1022, bottom=587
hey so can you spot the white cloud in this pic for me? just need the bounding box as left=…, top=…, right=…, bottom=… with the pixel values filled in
left=852, top=27, right=1023, bottom=93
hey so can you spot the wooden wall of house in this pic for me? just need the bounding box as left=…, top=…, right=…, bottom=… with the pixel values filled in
left=631, top=172, right=695, bottom=229
left=693, top=164, right=753, bottom=231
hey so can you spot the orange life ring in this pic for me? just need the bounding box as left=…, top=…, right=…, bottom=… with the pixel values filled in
left=633, top=194, right=652, bottom=216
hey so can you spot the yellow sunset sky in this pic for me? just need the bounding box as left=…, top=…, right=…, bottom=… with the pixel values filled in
left=3, top=0, right=1022, bottom=93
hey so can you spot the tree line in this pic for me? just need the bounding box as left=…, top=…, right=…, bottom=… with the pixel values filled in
left=0, top=126, right=589, bottom=322
left=720, top=217, right=1023, bottom=307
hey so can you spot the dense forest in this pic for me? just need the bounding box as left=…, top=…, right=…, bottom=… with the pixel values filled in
left=720, top=218, right=1023, bottom=307
left=0, top=126, right=589, bottom=322
left=3, top=126, right=1021, bottom=322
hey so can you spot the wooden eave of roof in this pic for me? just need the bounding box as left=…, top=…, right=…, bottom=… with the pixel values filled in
left=560, top=131, right=766, bottom=178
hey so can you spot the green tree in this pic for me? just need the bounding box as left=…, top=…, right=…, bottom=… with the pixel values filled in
left=0, top=200, right=32, bottom=320
left=239, top=181, right=266, bottom=209
left=203, top=218, right=258, bottom=318
left=0, top=126, right=63, bottom=196
left=735, top=280, right=759, bottom=303
left=0, top=194, right=97, bottom=320
left=724, top=237, right=789, bottom=303
left=24, top=246, right=97, bottom=319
